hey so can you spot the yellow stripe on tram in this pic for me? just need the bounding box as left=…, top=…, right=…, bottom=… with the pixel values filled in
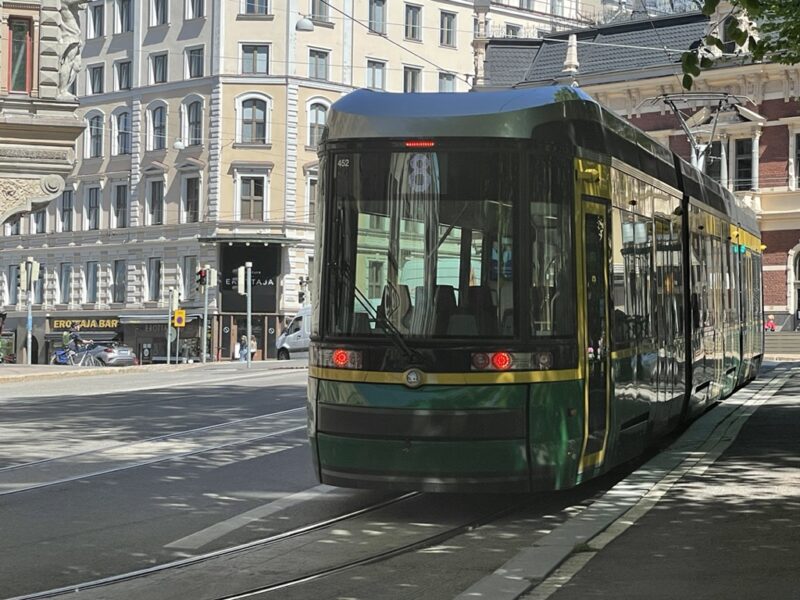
left=308, top=366, right=580, bottom=386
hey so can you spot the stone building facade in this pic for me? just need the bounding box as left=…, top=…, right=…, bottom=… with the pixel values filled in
left=0, top=0, right=599, bottom=363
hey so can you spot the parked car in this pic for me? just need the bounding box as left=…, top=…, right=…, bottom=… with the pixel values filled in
left=276, top=306, right=311, bottom=360
left=86, top=342, right=137, bottom=366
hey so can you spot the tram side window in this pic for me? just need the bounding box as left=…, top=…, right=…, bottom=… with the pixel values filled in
left=611, top=207, right=654, bottom=349
left=530, top=156, right=574, bottom=337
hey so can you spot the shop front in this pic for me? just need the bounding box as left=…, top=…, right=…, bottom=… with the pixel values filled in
left=46, top=316, right=123, bottom=362
left=119, top=314, right=203, bottom=363
left=217, top=242, right=284, bottom=360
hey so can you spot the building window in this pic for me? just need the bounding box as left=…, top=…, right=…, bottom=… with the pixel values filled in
left=8, top=19, right=31, bottom=93
left=735, top=138, right=753, bottom=191
left=366, top=60, right=385, bottom=89
left=244, top=0, right=268, bottom=14
left=184, top=176, right=200, bottom=223
left=308, top=103, right=327, bottom=148
left=88, top=115, right=104, bottom=157
left=87, top=187, right=100, bottom=230
left=241, top=98, right=267, bottom=143
left=368, top=261, right=384, bottom=298
left=89, top=65, right=104, bottom=94
left=114, top=185, right=129, bottom=228
left=90, top=4, right=105, bottom=38
left=704, top=141, right=723, bottom=182
left=117, top=0, right=132, bottom=32
left=795, top=133, right=800, bottom=184
left=186, top=101, right=202, bottom=146
left=149, top=179, right=164, bottom=225
left=506, top=24, right=521, bottom=37
left=113, top=260, right=127, bottom=303
left=116, top=61, right=131, bottom=90
left=182, top=255, right=197, bottom=299
left=7, top=216, right=21, bottom=236
left=311, top=0, right=329, bottom=21
left=240, top=177, right=265, bottom=220
left=152, top=0, right=168, bottom=25
left=187, top=0, right=204, bottom=19
left=116, top=111, right=131, bottom=155
left=439, top=72, right=455, bottom=92
left=59, top=263, right=72, bottom=304
left=307, top=172, right=317, bottom=223
left=550, top=0, right=564, bottom=17
left=9, top=265, right=19, bottom=305
left=33, top=264, right=45, bottom=304
left=151, top=106, right=167, bottom=150
left=187, top=47, right=204, bottom=78
left=32, top=209, right=46, bottom=234
left=60, top=190, right=73, bottom=232
left=405, top=5, right=421, bottom=41
left=242, top=44, right=268, bottom=74
left=309, top=49, right=329, bottom=81
left=151, top=53, right=168, bottom=84
left=369, top=0, right=386, bottom=34
left=404, top=67, right=420, bottom=93
left=86, top=262, right=99, bottom=303
left=440, top=12, right=456, bottom=47
left=147, top=258, right=162, bottom=301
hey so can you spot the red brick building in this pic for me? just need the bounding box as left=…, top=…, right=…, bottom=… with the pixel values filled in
left=481, top=9, right=800, bottom=328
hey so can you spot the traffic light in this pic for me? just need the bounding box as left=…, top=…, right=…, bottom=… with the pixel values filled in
left=298, top=291, right=305, bottom=303
left=196, top=268, right=207, bottom=289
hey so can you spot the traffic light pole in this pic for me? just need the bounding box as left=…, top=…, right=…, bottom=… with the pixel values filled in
left=246, top=261, right=252, bottom=370
left=167, top=287, right=174, bottom=365
left=202, top=273, right=209, bottom=363
left=25, top=259, right=32, bottom=365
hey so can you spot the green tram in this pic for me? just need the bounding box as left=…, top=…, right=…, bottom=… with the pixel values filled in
left=307, top=86, right=764, bottom=492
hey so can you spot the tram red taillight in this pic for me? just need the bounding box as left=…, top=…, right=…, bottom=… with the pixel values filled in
left=404, top=140, right=435, bottom=149
left=332, top=349, right=349, bottom=367
left=491, top=352, right=513, bottom=370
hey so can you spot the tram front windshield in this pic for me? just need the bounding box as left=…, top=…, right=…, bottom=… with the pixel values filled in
left=323, top=147, right=574, bottom=342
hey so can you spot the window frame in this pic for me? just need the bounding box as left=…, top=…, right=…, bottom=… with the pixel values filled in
left=86, top=113, right=104, bottom=158
left=59, top=262, right=72, bottom=305
left=366, top=59, right=386, bottom=90
left=734, top=137, right=753, bottom=191
left=240, top=43, right=269, bottom=75
left=151, top=0, right=169, bottom=26
left=88, top=64, right=105, bottom=95
left=8, top=18, right=32, bottom=94
left=86, top=261, right=99, bottom=304
left=403, top=66, right=421, bottom=92
left=89, top=3, right=105, bottom=38
left=60, top=190, right=74, bottom=233
left=115, top=60, right=131, bottom=90
left=114, top=110, right=131, bottom=155
left=113, top=259, right=127, bottom=303
left=150, top=52, right=168, bottom=84
left=440, top=11, right=456, bottom=47
left=186, top=0, right=204, bottom=19
left=308, top=48, right=330, bottom=81
left=307, top=100, right=329, bottom=149
left=186, top=46, right=204, bottom=79
left=147, top=257, right=162, bottom=302
left=113, top=184, right=129, bottom=228
left=182, top=174, right=201, bottom=223
left=404, top=4, right=421, bottom=41
left=243, top=0, right=269, bottom=15
left=184, top=99, right=203, bottom=146
left=237, top=173, right=268, bottom=221
left=148, top=103, right=168, bottom=151
left=236, top=93, right=271, bottom=144
left=32, top=208, right=46, bottom=234
left=86, top=185, right=101, bottom=230
left=148, top=178, right=165, bottom=225
left=368, top=0, right=386, bottom=34
left=438, top=72, right=456, bottom=92
left=116, top=0, right=133, bottom=33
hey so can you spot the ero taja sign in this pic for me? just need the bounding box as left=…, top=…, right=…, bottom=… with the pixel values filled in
left=51, top=319, right=120, bottom=330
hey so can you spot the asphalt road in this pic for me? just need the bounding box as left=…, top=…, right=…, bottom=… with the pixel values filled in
left=0, top=366, right=397, bottom=599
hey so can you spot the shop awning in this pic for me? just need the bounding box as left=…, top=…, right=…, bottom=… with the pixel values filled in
left=118, top=314, right=201, bottom=325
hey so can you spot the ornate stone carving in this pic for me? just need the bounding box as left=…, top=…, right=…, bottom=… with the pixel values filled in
left=0, top=148, right=70, bottom=162
left=40, top=174, right=65, bottom=196
left=56, top=0, right=89, bottom=101
left=0, top=176, right=66, bottom=223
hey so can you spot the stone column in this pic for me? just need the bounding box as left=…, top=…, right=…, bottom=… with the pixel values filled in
left=752, top=129, right=761, bottom=190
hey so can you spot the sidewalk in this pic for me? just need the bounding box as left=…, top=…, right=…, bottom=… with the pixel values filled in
left=0, top=358, right=307, bottom=384
left=525, top=362, right=800, bottom=600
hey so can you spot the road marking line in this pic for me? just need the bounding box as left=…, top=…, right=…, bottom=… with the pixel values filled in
left=165, top=484, right=339, bottom=550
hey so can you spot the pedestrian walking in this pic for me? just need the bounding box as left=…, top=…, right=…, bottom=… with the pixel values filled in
left=238, top=335, right=248, bottom=362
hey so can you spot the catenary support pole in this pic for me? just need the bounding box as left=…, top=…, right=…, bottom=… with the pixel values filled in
left=202, top=265, right=209, bottom=364
left=167, top=287, right=174, bottom=365
left=246, top=261, right=252, bottom=370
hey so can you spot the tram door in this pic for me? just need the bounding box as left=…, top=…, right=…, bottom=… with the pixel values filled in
left=582, top=200, right=610, bottom=465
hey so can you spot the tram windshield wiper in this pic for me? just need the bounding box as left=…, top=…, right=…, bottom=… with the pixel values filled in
left=338, top=261, right=425, bottom=367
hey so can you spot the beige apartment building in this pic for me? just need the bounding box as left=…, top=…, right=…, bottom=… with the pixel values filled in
left=0, top=0, right=598, bottom=363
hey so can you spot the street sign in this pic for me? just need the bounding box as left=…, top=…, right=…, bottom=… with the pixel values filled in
left=168, top=326, right=178, bottom=342
left=173, top=309, right=186, bottom=328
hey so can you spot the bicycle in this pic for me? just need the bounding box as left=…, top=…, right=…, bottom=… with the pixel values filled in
left=50, top=346, right=101, bottom=367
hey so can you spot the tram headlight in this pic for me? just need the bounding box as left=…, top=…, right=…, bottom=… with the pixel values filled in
left=537, top=352, right=553, bottom=370
left=470, top=351, right=552, bottom=371
left=471, top=352, right=491, bottom=370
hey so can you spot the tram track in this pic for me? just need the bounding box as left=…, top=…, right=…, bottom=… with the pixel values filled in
left=0, top=408, right=307, bottom=496
left=8, top=491, right=422, bottom=600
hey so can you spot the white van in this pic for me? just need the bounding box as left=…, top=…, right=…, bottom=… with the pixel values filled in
left=276, top=306, right=311, bottom=360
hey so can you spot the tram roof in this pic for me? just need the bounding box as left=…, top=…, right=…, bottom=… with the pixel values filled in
left=326, top=86, right=599, bottom=141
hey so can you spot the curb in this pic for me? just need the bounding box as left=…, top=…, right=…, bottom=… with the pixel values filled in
left=0, top=362, right=307, bottom=385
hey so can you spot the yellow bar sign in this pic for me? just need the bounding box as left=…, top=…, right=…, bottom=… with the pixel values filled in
left=172, top=309, right=186, bottom=328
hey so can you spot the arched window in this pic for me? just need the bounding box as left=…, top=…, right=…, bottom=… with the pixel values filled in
left=187, top=101, right=202, bottom=146
left=308, top=102, right=327, bottom=148
left=151, top=106, right=166, bottom=150
left=241, top=98, right=266, bottom=143
left=88, top=115, right=104, bottom=158
left=116, top=111, right=131, bottom=155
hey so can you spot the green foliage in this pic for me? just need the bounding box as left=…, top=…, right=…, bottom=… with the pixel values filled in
left=681, top=0, right=800, bottom=90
